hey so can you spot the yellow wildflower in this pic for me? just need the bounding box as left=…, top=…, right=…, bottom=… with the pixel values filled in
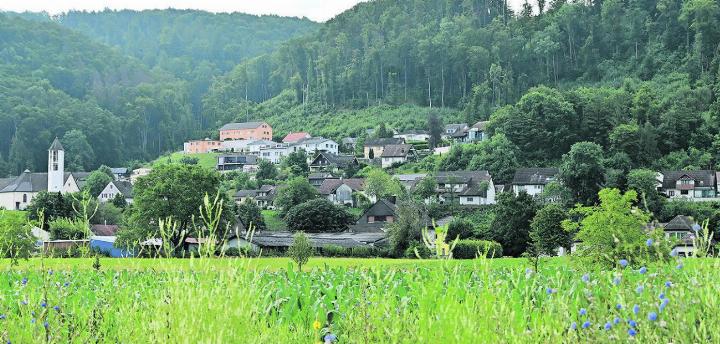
left=313, top=320, right=322, bottom=330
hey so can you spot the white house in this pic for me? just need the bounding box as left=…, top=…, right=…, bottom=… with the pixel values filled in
left=435, top=170, right=496, bottom=205
left=661, top=215, right=701, bottom=257
left=660, top=170, right=719, bottom=201
left=380, top=144, right=414, bottom=168
left=291, top=137, right=339, bottom=155
left=394, top=130, right=430, bottom=142
left=512, top=168, right=559, bottom=196
left=98, top=180, right=134, bottom=204
left=465, top=121, right=489, bottom=142
left=220, top=139, right=255, bottom=153
left=318, top=178, right=365, bottom=207
left=0, top=139, right=89, bottom=210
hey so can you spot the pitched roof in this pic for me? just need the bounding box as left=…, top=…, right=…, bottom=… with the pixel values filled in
left=110, top=168, right=128, bottom=175
left=393, top=174, right=427, bottom=182
left=436, top=170, right=491, bottom=184
left=282, top=132, right=311, bottom=143
left=295, top=137, right=335, bottom=145
left=318, top=178, right=365, bottom=195
left=91, top=224, right=120, bottom=236
left=219, top=122, right=267, bottom=131
left=365, top=138, right=404, bottom=146
left=235, top=189, right=259, bottom=198
left=342, top=137, right=357, bottom=144
left=661, top=170, right=716, bottom=189
left=381, top=144, right=413, bottom=158
left=397, top=130, right=428, bottom=135
left=113, top=180, right=133, bottom=197
left=310, top=152, right=358, bottom=167
left=0, top=178, right=13, bottom=190
left=308, top=172, right=337, bottom=180
left=512, top=168, right=559, bottom=185
left=242, top=231, right=387, bottom=248
left=49, top=137, right=64, bottom=151
left=663, top=215, right=697, bottom=231
left=471, top=121, right=489, bottom=130
left=362, top=199, right=398, bottom=217
left=0, top=171, right=90, bottom=193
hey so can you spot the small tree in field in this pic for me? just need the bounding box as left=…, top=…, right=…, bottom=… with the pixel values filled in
left=288, top=232, right=313, bottom=271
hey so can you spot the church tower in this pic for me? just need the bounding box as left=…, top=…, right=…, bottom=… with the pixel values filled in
left=48, top=138, right=65, bottom=193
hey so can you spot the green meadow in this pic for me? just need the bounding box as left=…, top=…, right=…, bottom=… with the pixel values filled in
left=1, top=257, right=718, bottom=343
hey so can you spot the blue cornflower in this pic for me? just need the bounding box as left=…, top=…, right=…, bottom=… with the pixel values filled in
left=30, top=318, right=35, bottom=324
left=633, top=304, right=640, bottom=315
left=570, top=322, right=577, bottom=330
left=660, top=298, right=669, bottom=312
left=40, top=301, right=47, bottom=308
left=48, top=270, right=53, bottom=275
left=30, top=311, right=35, bottom=317
left=546, top=288, right=556, bottom=295
left=659, top=293, right=665, bottom=300
left=579, top=308, right=587, bottom=316
left=323, top=333, right=337, bottom=343
left=670, top=249, right=678, bottom=257
left=619, top=259, right=629, bottom=268
left=613, top=277, right=621, bottom=286
left=581, top=273, right=590, bottom=283
left=692, top=224, right=701, bottom=232
left=628, top=328, right=637, bottom=337
left=676, top=263, right=684, bottom=270
left=636, top=285, right=644, bottom=294
left=53, top=306, right=60, bottom=312
left=648, top=312, right=658, bottom=321
left=582, top=321, right=591, bottom=329
left=43, top=321, right=49, bottom=329
left=604, top=322, right=612, bottom=330
left=613, top=317, right=620, bottom=325
left=628, top=319, right=637, bottom=328
left=525, top=268, right=532, bottom=275
left=63, top=282, right=70, bottom=287
left=616, top=304, right=623, bottom=310
left=646, top=238, right=653, bottom=246
left=639, top=266, right=648, bottom=274
left=21, top=300, right=27, bottom=306
left=665, top=281, right=672, bottom=288
left=21, top=277, right=27, bottom=285
left=0, top=314, right=5, bottom=320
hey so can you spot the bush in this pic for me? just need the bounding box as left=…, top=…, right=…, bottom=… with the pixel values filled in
left=453, top=240, right=503, bottom=259
left=284, top=198, right=355, bottom=233
left=320, top=245, right=347, bottom=257
left=447, top=218, right=474, bottom=240
left=49, top=218, right=88, bottom=240
left=350, top=246, right=382, bottom=258
left=404, top=240, right=432, bottom=259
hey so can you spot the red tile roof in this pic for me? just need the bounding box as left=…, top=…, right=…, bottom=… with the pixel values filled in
left=282, top=132, right=311, bottom=143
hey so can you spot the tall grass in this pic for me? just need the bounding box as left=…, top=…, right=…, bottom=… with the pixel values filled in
left=1, top=256, right=718, bottom=343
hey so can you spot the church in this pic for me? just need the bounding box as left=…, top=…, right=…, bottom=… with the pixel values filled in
left=0, top=138, right=90, bottom=210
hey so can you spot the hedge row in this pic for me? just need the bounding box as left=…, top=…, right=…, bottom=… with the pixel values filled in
left=453, top=240, right=503, bottom=259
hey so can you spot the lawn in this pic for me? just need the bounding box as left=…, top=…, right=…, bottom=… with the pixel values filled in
left=262, top=209, right=288, bottom=231
left=150, top=151, right=220, bottom=170
left=1, top=256, right=718, bottom=343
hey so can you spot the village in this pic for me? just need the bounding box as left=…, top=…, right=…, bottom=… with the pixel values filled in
left=0, top=120, right=713, bottom=258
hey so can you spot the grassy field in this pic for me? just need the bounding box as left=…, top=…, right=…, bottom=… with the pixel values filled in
left=151, top=151, right=220, bottom=169
left=1, top=256, right=718, bottom=343
left=262, top=210, right=288, bottom=231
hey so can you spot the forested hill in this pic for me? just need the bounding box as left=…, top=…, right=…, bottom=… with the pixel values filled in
left=204, top=0, right=720, bottom=126
left=0, top=12, right=316, bottom=177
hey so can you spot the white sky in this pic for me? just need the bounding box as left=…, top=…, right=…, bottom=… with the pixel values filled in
left=0, top=0, right=527, bottom=22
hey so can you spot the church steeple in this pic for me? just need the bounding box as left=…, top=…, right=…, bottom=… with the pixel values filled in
left=48, top=137, right=65, bottom=193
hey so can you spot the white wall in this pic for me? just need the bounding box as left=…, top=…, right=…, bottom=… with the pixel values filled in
left=0, top=192, right=38, bottom=210
left=381, top=156, right=406, bottom=168
left=513, top=184, right=545, bottom=196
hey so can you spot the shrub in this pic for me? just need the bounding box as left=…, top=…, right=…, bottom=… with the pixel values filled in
left=320, top=245, right=347, bottom=257
left=447, top=218, right=474, bottom=240
left=404, top=240, right=432, bottom=259
left=49, top=218, right=88, bottom=240
left=453, top=240, right=503, bottom=259
left=0, top=211, right=35, bottom=261
left=350, top=246, right=382, bottom=258
left=288, top=232, right=313, bottom=270
left=284, top=198, right=355, bottom=233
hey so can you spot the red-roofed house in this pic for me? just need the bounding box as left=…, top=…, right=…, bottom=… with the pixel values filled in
left=282, top=132, right=311, bottom=143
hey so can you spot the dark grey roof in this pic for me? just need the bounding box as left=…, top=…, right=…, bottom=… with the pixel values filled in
left=308, top=172, right=337, bottom=180
left=398, top=130, right=428, bottom=135
left=445, top=124, right=469, bottom=137
left=436, top=170, right=491, bottom=184
left=219, top=154, right=259, bottom=165
left=0, top=172, right=90, bottom=193
left=663, top=215, right=696, bottom=231
left=342, top=137, right=357, bottom=144
left=0, top=178, right=13, bottom=190
left=661, top=170, right=716, bottom=189
left=219, top=122, right=267, bottom=131
left=471, top=121, right=489, bottom=130
left=310, top=152, right=358, bottom=167
left=113, top=181, right=133, bottom=198
left=110, top=168, right=128, bottom=175
left=247, top=231, right=387, bottom=248
left=235, top=190, right=259, bottom=198
left=49, top=138, right=64, bottom=151
left=365, top=138, right=404, bottom=147
left=381, top=144, right=412, bottom=158
left=69, top=172, right=91, bottom=190
left=318, top=178, right=365, bottom=195
left=512, top=168, right=559, bottom=185
left=357, top=199, right=397, bottom=224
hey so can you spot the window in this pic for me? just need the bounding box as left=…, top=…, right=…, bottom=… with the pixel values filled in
left=668, top=190, right=675, bottom=196
left=681, top=190, right=689, bottom=195
left=374, top=216, right=387, bottom=222
left=680, top=178, right=693, bottom=185
left=23, top=194, right=27, bottom=203
left=51, top=151, right=59, bottom=171
left=466, top=197, right=474, bottom=202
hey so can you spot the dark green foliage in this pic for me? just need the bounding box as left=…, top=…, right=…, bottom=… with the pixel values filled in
left=111, top=193, right=128, bottom=209
left=180, top=157, right=199, bottom=165
left=489, top=191, right=539, bottom=257
left=281, top=151, right=309, bottom=177
left=84, top=169, right=113, bottom=197
left=529, top=204, right=571, bottom=256
left=446, top=218, right=475, bottom=240
left=288, top=231, right=313, bottom=270
left=237, top=199, right=266, bottom=231
left=91, top=203, right=123, bottom=225
left=388, top=198, right=426, bottom=257
left=49, top=218, right=88, bottom=240
left=255, top=160, right=279, bottom=182
left=274, top=177, right=319, bottom=215
left=559, top=142, right=606, bottom=205
left=26, top=192, right=75, bottom=229
left=0, top=211, right=35, bottom=261
left=284, top=199, right=355, bottom=233
left=453, top=240, right=503, bottom=259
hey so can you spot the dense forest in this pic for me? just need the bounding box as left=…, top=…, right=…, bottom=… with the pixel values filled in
left=2, top=0, right=720, bottom=178
left=0, top=11, right=317, bottom=176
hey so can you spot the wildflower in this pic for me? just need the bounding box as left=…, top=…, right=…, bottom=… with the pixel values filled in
left=616, top=304, right=623, bottom=310
left=648, top=312, right=658, bottom=321
left=40, top=301, right=47, bottom=308
left=570, top=322, right=577, bottom=330
left=604, top=322, right=612, bottom=330
left=628, top=328, right=637, bottom=337
left=628, top=319, right=637, bottom=328
left=665, top=281, right=672, bottom=288
left=659, top=293, right=665, bottom=300
left=646, top=238, right=653, bottom=246
left=579, top=308, right=587, bottom=316
left=0, top=314, right=5, bottom=320
left=676, top=263, right=683, bottom=270
left=546, top=288, right=556, bottom=295
left=613, top=277, right=621, bottom=286
left=30, top=318, right=36, bottom=324
left=581, top=274, right=590, bottom=283
left=43, top=321, right=49, bottom=329
left=525, top=268, right=533, bottom=276
left=48, top=270, right=53, bottom=275
left=692, top=224, right=701, bottom=232
left=21, top=277, right=27, bottom=285
left=582, top=321, right=591, bottom=329
left=312, top=320, right=322, bottom=330
left=619, top=259, right=628, bottom=268
left=633, top=304, right=640, bottom=315
left=323, top=333, right=338, bottom=343
left=660, top=298, right=669, bottom=312
left=636, top=285, right=644, bottom=294
left=639, top=267, right=647, bottom=274
left=63, top=282, right=70, bottom=287
left=613, top=317, right=620, bottom=325
left=21, top=300, right=27, bottom=306
left=670, top=249, right=678, bottom=257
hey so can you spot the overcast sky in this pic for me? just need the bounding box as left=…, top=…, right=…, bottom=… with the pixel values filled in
left=1, top=0, right=526, bottom=22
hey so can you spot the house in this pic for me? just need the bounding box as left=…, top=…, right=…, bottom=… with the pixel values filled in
left=131, top=168, right=152, bottom=184
left=234, top=189, right=259, bottom=205
left=231, top=231, right=387, bottom=251
left=216, top=154, right=259, bottom=172
left=512, top=168, right=559, bottom=196
left=219, top=121, right=272, bottom=141
left=318, top=178, right=365, bottom=207
left=466, top=121, right=489, bottom=142
left=109, top=168, right=129, bottom=181
left=246, top=140, right=282, bottom=154
left=380, top=144, right=414, bottom=168
left=309, top=152, right=359, bottom=172
left=291, top=137, right=339, bottom=155
left=435, top=170, right=496, bottom=205
left=282, top=132, right=311, bottom=143
left=394, top=130, right=430, bottom=142
left=351, top=199, right=398, bottom=233
left=443, top=123, right=469, bottom=141
left=308, top=172, right=338, bottom=188
left=220, top=139, right=255, bottom=153
left=0, top=139, right=89, bottom=210
left=363, top=138, right=405, bottom=159
left=661, top=170, right=718, bottom=201
left=91, top=224, right=120, bottom=236
left=235, top=185, right=277, bottom=209
left=257, top=145, right=292, bottom=164
left=98, top=180, right=134, bottom=204
left=433, top=146, right=451, bottom=155
left=341, top=137, right=358, bottom=151
left=183, top=138, right=222, bottom=154
left=394, top=174, right=427, bottom=190
left=661, top=215, right=702, bottom=257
